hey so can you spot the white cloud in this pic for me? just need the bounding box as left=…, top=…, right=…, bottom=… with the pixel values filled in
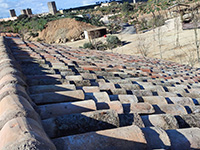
left=0, top=3, right=9, bottom=8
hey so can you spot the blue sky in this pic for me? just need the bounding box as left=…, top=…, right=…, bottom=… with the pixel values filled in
left=0, top=0, right=98, bottom=18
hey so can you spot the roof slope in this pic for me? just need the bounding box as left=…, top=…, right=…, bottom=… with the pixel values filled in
left=0, top=33, right=200, bottom=150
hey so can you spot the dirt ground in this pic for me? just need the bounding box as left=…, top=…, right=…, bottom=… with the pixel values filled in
left=64, top=17, right=200, bottom=67
left=38, top=18, right=96, bottom=44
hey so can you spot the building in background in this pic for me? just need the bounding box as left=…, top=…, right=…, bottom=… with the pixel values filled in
left=26, top=8, right=33, bottom=15
left=84, top=27, right=107, bottom=40
left=9, top=9, right=16, bottom=17
left=20, top=9, right=27, bottom=15
left=48, top=1, right=57, bottom=15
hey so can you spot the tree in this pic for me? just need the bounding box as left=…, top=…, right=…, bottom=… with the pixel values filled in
left=192, top=3, right=200, bottom=62
left=137, top=34, right=151, bottom=58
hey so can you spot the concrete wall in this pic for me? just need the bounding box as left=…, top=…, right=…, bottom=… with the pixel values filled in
left=0, top=17, right=17, bottom=22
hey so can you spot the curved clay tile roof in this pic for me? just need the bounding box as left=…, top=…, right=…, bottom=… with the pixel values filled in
left=0, top=33, right=200, bottom=149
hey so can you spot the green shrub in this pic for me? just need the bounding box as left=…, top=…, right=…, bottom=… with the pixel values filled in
left=96, top=41, right=107, bottom=51
left=37, top=38, right=42, bottom=42
left=106, top=35, right=121, bottom=49
left=29, top=32, right=39, bottom=37
left=17, top=14, right=28, bottom=21
left=83, top=42, right=95, bottom=49
left=122, top=2, right=133, bottom=13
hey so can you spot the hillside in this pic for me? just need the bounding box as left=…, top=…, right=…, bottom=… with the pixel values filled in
left=38, top=18, right=96, bottom=44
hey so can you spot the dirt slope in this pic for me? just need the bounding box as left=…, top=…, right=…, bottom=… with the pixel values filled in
left=38, top=18, right=96, bottom=44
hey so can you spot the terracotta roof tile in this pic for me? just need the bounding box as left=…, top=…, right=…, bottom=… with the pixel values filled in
left=1, top=35, right=200, bottom=149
